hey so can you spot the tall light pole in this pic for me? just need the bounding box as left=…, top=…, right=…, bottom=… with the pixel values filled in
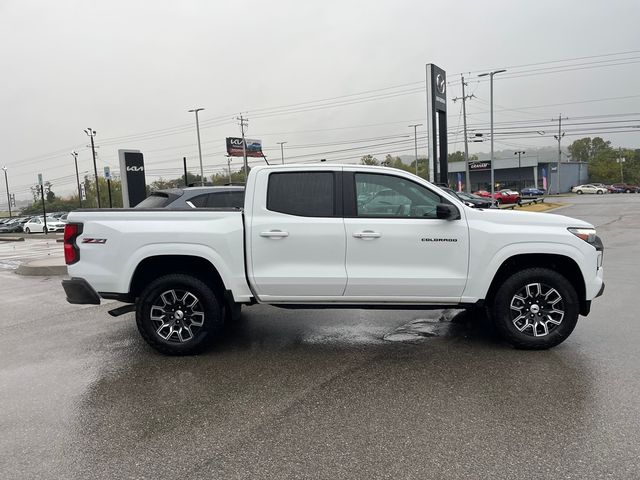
left=84, top=128, right=100, bottom=208
left=408, top=124, right=422, bottom=176
left=2, top=167, right=11, bottom=218
left=478, top=69, right=506, bottom=197
left=277, top=141, right=287, bottom=164
left=71, top=151, right=82, bottom=208
left=188, top=108, right=205, bottom=186
left=514, top=151, right=525, bottom=191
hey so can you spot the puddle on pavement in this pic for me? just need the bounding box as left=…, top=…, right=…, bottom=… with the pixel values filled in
left=383, top=309, right=470, bottom=343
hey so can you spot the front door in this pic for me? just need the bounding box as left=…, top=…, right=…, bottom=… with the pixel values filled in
left=343, top=171, right=469, bottom=302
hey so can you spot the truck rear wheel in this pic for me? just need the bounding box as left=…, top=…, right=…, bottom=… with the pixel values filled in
left=491, top=268, right=579, bottom=349
left=136, top=274, right=223, bottom=355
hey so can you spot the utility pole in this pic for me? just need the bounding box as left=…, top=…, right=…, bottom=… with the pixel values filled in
left=84, top=128, right=100, bottom=208
left=2, top=167, right=11, bottom=218
left=478, top=69, right=507, bottom=197
left=71, top=151, right=82, bottom=208
left=452, top=75, right=474, bottom=192
left=277, top=141, right=287, bottom=164
left=188, top=108, right=205, bottom=186
left=408, top=124, right=422, bottom=176
left=183, top=157, right=188, bottom=187
left=617, top=148, right=625, bottom=183
left=552, top=115, right=568, bottom=194
left=514, top=151, right=525, bottom=191
left=237, top=114, right=249, bottom=181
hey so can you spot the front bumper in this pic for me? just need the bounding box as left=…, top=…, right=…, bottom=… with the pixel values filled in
left=62, top=277, right=101, bottom=305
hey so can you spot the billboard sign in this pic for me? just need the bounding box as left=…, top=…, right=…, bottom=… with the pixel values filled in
left=226, top=137, right=264, bottom=158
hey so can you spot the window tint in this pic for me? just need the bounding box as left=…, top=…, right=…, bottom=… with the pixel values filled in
left=355, top=173, right=442, bottom=218
left=189, top=194, right=209, bottom=207
left=267, top=172, right=335, bottom=217
left=207, top=191, right=245, bottom=208
left=135, top=192, right=173, bottom=208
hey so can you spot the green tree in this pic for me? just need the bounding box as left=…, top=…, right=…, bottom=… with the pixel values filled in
left=360, top=155, right=379, bottom=166
left=448, top=151, right=464, bottom=162
left=568, top=137, right=612, bottom=162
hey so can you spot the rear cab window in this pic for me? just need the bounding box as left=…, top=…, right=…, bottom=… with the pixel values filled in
left=267, top=172, right=338, bottom=217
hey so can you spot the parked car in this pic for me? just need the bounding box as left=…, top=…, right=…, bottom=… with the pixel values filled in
left=606, top=185, right=625, bottom=194
left=23, top=216, right=66, bottom=233
left=474, top=189, right=521, bottom=205
left=571, top=184, right=607, bottom=195
left=135, top=186, right=245, bottom=209
left=441, top=188, right=496, bottom=208
left=521, top=187, right=546, bottom=196
left=610, top=183, right=640, bottom=193
left=0, top=218, right=24, bottom=233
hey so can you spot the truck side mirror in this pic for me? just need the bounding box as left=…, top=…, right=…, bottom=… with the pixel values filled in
left=436, top=203, right=460, bottom=220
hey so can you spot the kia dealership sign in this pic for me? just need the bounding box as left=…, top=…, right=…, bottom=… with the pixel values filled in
left=226, top=137, right=264, bottom=158
left=118, top=149, right=147, bottom=207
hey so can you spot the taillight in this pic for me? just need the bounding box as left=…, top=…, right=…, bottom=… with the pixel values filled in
left=64, top=223, right=83, bottom=265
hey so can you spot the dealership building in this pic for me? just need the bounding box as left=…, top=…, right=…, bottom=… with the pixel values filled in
left=446, top=156, right=588, bottom=193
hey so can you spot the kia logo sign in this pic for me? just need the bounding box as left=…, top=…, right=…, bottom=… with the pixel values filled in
left=436, top=74, right=446, bottom=94
left=126, top=166, right=144, bottom=172
left=229, top=138, right=244, bottom=146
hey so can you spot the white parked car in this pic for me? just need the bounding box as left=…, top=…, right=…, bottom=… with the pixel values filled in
left=571, top=184, right=607, bottom=195
left=23, top=216, right=66, bottom=233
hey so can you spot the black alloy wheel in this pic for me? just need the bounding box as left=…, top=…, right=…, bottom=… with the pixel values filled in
left=492, top=268, right=579, bottom=350
left=136, top=274, right=223, bottom=355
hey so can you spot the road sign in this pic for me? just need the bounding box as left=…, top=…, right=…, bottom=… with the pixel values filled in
left=104, top=166, right=111, bottom=180
left=38, top=173, right=43, bottom=186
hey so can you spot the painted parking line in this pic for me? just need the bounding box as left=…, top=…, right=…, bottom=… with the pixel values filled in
left=0, top=239, right=63, bottom=270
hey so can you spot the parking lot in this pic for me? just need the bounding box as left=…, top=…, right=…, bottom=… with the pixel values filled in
left=1, top=194, right=640, bottom=479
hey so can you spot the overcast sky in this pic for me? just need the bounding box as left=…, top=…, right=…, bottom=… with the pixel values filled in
left=1, top=0, right=639, bottom=201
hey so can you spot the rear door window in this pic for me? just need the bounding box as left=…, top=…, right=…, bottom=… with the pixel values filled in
left=267, top=172, right=336, bottom=217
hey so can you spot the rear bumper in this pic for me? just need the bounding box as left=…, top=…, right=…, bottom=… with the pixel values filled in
left=62, top=277, right=101, bottom=305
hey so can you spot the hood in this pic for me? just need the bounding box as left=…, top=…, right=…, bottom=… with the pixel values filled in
left=467, top=207, right=593, bottom=229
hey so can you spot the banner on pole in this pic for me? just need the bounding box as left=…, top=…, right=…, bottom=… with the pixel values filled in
left=104, top=166, right=111, bottom=180
left=226, top=137, right=264, bottom=158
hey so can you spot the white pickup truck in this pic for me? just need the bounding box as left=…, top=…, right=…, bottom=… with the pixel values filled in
left=62, top=164, right=604, bottom=354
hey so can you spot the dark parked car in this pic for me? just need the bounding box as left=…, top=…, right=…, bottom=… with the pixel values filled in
left=520, top=187, right=546, bottom=196
left=0, top=217, right=28, bottom=233
left=135, top=186, right=245, bottom=209
left=441, top=188, right=496, bottom=208
left=610, top=183, right=640, bottom=193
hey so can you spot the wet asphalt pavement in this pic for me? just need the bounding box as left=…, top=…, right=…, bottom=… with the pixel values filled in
left=1, top=195, right=640, bottom=479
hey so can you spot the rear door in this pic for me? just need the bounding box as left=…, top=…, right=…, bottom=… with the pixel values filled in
left=248, top=169, right=347, bottom=300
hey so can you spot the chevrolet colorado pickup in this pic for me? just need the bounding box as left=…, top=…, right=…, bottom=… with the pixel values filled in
left=62, top=164, right=604, bottom=355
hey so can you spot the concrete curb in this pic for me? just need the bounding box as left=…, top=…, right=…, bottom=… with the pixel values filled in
left=16, top=258, right=67, bottom=276
left=0, top=236, right=25, bottom=242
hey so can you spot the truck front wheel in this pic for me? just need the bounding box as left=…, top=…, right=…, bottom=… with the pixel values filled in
left=136, top=274, right=223, bottom=355
left=491, top=268, right=579, bottom=349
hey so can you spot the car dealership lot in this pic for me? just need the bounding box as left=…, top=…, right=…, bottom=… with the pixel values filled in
left=0, top=236, right=63, bottom=270
left=1, top=195, right=640, bottom=479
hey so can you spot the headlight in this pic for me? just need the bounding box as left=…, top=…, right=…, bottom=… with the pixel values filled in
left=568, top=227, right=597, bottom=244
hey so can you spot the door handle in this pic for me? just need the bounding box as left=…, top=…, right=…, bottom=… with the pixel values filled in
left=260, top=230, right=289, bottom=238
left=353, top=231, right=381, bottom=239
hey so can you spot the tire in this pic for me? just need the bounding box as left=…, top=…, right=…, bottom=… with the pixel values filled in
left=576, top=190, right=583, bottom=195
left=625, top=189, right=631, bottom=193
left=25, top=227, right=31, bottom=234
left=491, top=267, right=579, bottom=350
left=136, top=274, right=223, bottom=355
left=495, top=198, right=502, bottom=205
